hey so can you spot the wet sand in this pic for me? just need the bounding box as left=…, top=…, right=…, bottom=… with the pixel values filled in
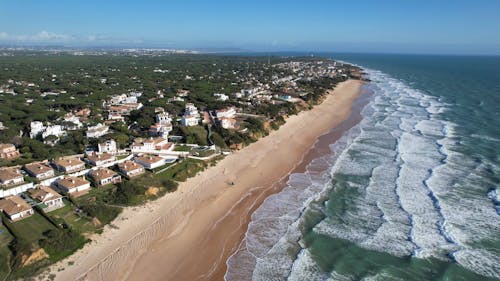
left=48, top=79, right=364, bottom=281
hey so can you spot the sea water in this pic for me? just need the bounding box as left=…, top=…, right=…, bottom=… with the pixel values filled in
left=225, top=54, right=500, bottom=281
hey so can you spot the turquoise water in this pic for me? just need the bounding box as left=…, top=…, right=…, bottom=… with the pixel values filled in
left=225, top=54, right=500, bottom=281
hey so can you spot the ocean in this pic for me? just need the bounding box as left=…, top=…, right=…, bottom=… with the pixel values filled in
left=225, top=54, right=500, bottom=281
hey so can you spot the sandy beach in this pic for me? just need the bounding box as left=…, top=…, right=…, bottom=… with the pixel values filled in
left=46, top=79, right=363, bottom=281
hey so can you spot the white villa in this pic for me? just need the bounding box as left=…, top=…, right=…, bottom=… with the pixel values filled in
left=89, top=168, right=121, bottom=187
left=220, top=117, right=237, bottom=129
left=29, top=121, right=66, bottom=140
left=117, top=160, right=145, bottom=178
left=85, top=153, right=116, bottom=166
left=0, top=143, right=20, bottom=159
left=54, top=176, right=91, bottom=197
left=52, top=157, right=85, bottom=173
left=0, top=168, right=25, bottom=187
left=0, top=195, right=34, bottom=221
left=28, top=185, right=64, bottom=212
left=181, top=115, right=200, bottom=127
left=62, top=113, right=83, bottom=130
left=180, top=103, right=201, bottom=127
left=42, top=125, right=65, bottom=139
left=156, top=112, right=172, bottom=124
left=30, top=121, right=45, bottom=138
left=134, top=155, right=166, bottom=170
left=23, top=162, right=55, bottom=180
left=131, top=137, right=174, bottom=154
left=86, top=123, right=109, bottom=138
left=106, top=93, right=144, bottom=121
left=150, top=112, right=173, bottom=138
left=98, top=139, right=118, bottom=154
left=214, top=93, right=229, bottom=101
left=216, top=107, right=236, bottom=118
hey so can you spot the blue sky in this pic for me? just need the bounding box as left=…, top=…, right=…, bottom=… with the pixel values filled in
left=0, top=0, right=499, bottom=54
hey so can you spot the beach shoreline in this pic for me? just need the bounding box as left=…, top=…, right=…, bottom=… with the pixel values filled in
left=46, top=79, right=364, bottom=281
left=220, top=83, right=371, bottom=281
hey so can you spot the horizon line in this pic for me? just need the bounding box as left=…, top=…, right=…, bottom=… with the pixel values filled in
left=1, top=45, right=499, bottom=57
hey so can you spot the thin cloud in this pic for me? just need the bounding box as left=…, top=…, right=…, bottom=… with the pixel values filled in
left=36, top=30, right=73, bottom=41
left=0, top=31, right=144, bottom=46
left=0, top=30, right=72, bottom=42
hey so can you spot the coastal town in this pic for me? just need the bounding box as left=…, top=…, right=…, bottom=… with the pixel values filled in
left=0, top=50, right=359, bottom=280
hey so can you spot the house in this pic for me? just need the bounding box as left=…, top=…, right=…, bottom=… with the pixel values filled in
left=86, top=123, right=109, bottom=138
left=54, top=176, right=91, bottom=196
left=52, top=157, right=85, bottom=173
left=98, top=139, right=118, bottom=154
left=150, top=112, right=173, bottom=138
left=184, top=103, right=200, bottom=117
left=107, top=113, right=126, bottom=122
left=214, top=93, right=229, bottom=101
left=108, top=105, right=132, bottom=116
left=149, top=123, right=172, bottom=139
left=0, top=195, right=34, bottom=221
left=177, top=89, right=190, bottom=97
left=121, top=103, right=143, bottom=111
left=23, top=162, right=55, bottom=180
left=117, top=160, right=145, bottom=178
left=42, top=125, right=65, bottom=139
left=75, top=108, right=91, bottom=118
left=29, top=121, right=66, bottom=140
left=220, top=117, right=237, bottom=129
left=107, top=102, right=143, bottom=120
left=180, top=115, right=200, bottom=127
left=156, top=112, right=172, bottom=124
left=89, top=168, right=121, bottom=187
left=62, top=113, right=83, bottom=130
left=109, top=94, right=128, bottom=105
left=0, top=168, right=24, bottom=187
left=85, top=153, right=116, bottom=166
left=0, top=143, right=20, bottom=159
left=134, top=155, right=166, bottom=169
left=215, top=107, right=236, bottom=119
left=131, top=137, right=173, bottom=154
left=180, top=103, right=201, bottom=127
left=29, top=121, right=45, bottom=138
left=233, top=92, right=244, bottom=99
left=27, top=185, right=64, bottom=212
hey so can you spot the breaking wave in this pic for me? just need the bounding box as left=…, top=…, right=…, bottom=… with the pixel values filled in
left=225, top=69, right=500, bottom=281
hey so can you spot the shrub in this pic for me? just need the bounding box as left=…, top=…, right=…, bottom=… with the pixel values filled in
left=80, top=203, right=121, bottom=225
left=161, top=178, right=178, bottom=192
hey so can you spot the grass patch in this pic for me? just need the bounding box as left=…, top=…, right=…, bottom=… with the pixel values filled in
left=173, top=145, right=192, bottom=152
left=150, top=161, right=176, bottom=173
left=105, top=173, right=177, bottom=206
left=72, top=187, right=122, bottom=226
left=74, top=184, right=116, bottom=205
left=48, top=201, right=97, bottom=234
left=155, top=159, right=207, bottom=182
left=79, top=203, right=121, bottom=226
left=5, top=213, right=56, bottom=244
left=181, top=125, right=209, bottom=145
left=191, top=148, right=217, bottom=158
left=0, top=224, right=14, bottom=280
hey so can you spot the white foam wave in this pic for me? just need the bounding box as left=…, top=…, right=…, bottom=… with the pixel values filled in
left=225, top=68, right=500, bottom=280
